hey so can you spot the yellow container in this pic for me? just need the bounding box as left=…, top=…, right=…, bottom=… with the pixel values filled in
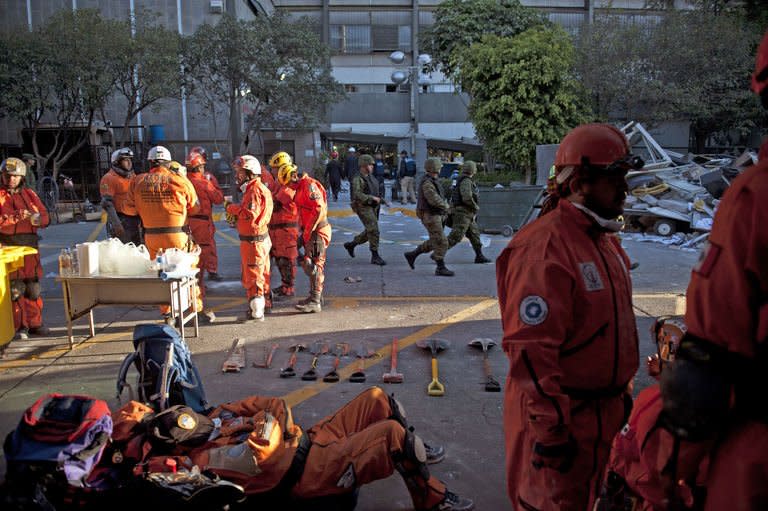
left=0, top=245, right=37, bottom=347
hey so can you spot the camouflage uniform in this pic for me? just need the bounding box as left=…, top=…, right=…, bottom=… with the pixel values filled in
left=404, top=158, right=454, bottom=276
left=344, top=155, right=386, bottom=265
left=447, top=161, right=491, bottom=264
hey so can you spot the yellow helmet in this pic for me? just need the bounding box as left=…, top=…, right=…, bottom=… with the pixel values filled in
left=277, top=163, right=298, bottom=186
left=269, top=151, right=292, bottom=169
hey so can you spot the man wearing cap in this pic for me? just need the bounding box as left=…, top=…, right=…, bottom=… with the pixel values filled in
left=398, top=150, right=417, bottom=204
left=344, top=154, right=386, bottom=266
left=344, top=147, right=358, bottom=183
left=404, top=157, right=454, bottom=277
left=100, top=147, right=141, bottom=245
left=325, top=151, right=342, bottom=202
left=21, top=154, right=37, bottom=191
left=446, top=161, right=491, bottom=264
left=496, top=124, right=641, bottom=510
left=0, top=158, right=51, bottom=343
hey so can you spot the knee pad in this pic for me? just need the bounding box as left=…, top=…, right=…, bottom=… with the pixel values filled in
left=404, top=430, right=427, bottom=465
left=388, top=393, right=408, bottom=429
left=10, top=280, right=24, bottom=301
left=25, top=280, right=41, bottom=300
left=394, top=429, right=430, bottom=485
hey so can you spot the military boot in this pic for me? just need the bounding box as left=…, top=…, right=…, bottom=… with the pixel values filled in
left=371, top=250, right=386, bottom=266
left=295, top=292, right=322, bottom=313
left=343, top=241, right=356, bottom=258
left=473, top=246, right=491, bottom=264
left=404, top=248, right=423, bottom=269
left=435, top=260, right=455, bottom=277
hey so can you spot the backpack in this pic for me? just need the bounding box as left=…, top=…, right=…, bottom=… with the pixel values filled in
left=117, top=324, right=210, bottom=414
left=3, top=394, right=113, bottom=490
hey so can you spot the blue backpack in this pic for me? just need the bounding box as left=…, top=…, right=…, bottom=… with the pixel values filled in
left=116, top=324, right=210, bottom=414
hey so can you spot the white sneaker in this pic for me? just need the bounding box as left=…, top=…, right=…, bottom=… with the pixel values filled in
left=249, top=296, right=265, bottom=321
left=203, top=310, right=216, bottom=323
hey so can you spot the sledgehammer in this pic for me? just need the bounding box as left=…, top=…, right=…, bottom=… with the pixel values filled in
left=382, top=338, right=403, bottom=383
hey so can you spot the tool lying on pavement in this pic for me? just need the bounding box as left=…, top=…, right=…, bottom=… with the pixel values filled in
left=468, top=338, right=501, bottom=392
left=323, top=343, right=349, bottom=383
left=222, top=338, right=246, bottom=373
left=349, top=342, right=368, bottom=383
left=302, top=341, right=329, bottom=381
left=279, top=344, right=306, bottom=378
left=417, top=338, right=448, bottom=396
left=253, top=343, right=279, bottom=369
left=382, top=338, right=403, bottom=383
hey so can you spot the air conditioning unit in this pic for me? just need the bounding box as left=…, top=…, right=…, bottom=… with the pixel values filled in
left=210, top=0, right=224, bottom=14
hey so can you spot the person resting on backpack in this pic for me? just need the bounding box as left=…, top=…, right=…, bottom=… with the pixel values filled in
left=111, top=386, right=474, bottom=511
left=594, top=318, right=712, bottom=511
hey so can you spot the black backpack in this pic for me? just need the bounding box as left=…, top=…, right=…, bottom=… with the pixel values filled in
left=117, top=324, right=210, bottom=414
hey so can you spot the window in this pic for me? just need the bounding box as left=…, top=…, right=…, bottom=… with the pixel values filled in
left=330, top=25, right=371, bottom=54
left=344, top=84, right=359, bottom=93
left=398, top=26, right=411, bottom=50
left=385, top=84, right=398, bottom=93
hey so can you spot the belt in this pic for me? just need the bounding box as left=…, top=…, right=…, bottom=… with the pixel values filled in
left=239, top=233, right=268, bottom=242
left=269, top=222, right=298, bottom=229
left=189, top=214, right=210, bottom=221
left=0, top=233, right=39, bottom=247
left=274, top=434, right=311, bottom=494
left=144, top=226, right=185, bottom=234
left=116, top=213, right=139, bottom=220
left=562, top=384, right=628, bottom=401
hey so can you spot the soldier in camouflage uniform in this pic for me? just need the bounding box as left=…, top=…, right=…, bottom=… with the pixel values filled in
left=446, top=161, right=491, bottom=264
left=344, top=154, right=387, bottom=266
left=404, top=158, right=454, bottom=277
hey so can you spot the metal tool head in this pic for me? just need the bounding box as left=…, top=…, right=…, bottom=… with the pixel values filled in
left=280, top=366, right=296, bottom=378
left=383, top=338, right=403, bottom=384
left=468, top=338, right=497, bottom=352
left=417, top=338, right=448, bottom=356
left=288, top=343, right=307, bottom=353
left=335, top=342, right=350, bottom=356
left=301, top=357, right=319, bottom=381
left=485, top=375, right=501, bottom=392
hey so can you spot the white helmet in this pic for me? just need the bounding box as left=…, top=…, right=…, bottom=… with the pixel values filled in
left=111, top=147, right=134, bottom=164
left=1, top=157, right=26, bottom=177
left=148, top=145, right=171, bottom=162
left=348, top=147, right=356, bottom=153
left=233, top=155, right=261, bottom=175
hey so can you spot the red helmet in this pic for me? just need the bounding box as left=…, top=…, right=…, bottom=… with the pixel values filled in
left=190, top=146, right=207, bottom=162
left=752, top=31, right=768, bottom=104
left=187, top=152, right=205, bottom=169
left=330, top=151, right=339, bottom=159
left=555, top=124, right=631, bottom=170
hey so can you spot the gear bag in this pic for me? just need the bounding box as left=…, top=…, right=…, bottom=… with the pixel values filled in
left=117, top=324, right=210, bottom=414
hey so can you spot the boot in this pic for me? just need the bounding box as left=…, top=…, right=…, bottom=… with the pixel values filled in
left=28, top=325, right=51, bottom=336
left=343, top=241, right=356, bottom=258
left=435, top=260, right=454, bottom=277
left=295, top=292, right=322, bottom=313
left=207, top=272, right=223, bottom=281
left=404, top=248, right=422, bottom=270
left=473, top=247, right=491, bottom=264
left=241, top=296, right=265, bottom=322
left=370, top=250, right=386, bottom=266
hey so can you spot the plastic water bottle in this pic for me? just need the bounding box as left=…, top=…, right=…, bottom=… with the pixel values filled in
left=69, top=247, right=79, bottom=277
left=155, top=249, right=165, bottom=274
left=58, top=249, right=71, bottom=276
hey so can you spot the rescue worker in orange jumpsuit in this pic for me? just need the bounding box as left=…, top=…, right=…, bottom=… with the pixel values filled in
left=100, top=148, right=141, bottom=245
left=0, top=158, right=50, bottom=342
left=496, top=124, right=642, bottom=511
left=277, top=163, right=331, bottom=314
left=596, top=317, right=711, bottom=511
left=660, top=32, right=768, bottom=511
left=226, top=155, right=273, bottom=322
left=187, top=146, right=224, bottom=281
left=126, top=146, right=202, bottom=322
left=266, top=151, right=299, bottom=299
left=113, top=387, right=472, bottom=510
left=186, top=151, right=223, bottom=324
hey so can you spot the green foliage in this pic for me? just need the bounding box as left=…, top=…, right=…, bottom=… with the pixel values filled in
left=456, top=26, right=591, bottom=175
left=182, top=13, right=344, bottom=158
left=422, top=0, right=547, bottom=79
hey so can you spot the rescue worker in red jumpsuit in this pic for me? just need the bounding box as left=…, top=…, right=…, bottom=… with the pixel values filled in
left=661, top=32, right=768, bottom=511
left=0, top=158, right=50, bottom=342
left=186, top=151, right=223, bottom=323
left=126, top=146, right=202, bottom=321
left=113, top=387, right=472, bottom=510
left=226, top=155, right=273, bottom=322
left=277, top=163, right=330, bottom=314
left=187, top=146, right=224, bottom=281
left=100, top=147, right=142, bottom=245
left=267, top=151, right=299, bottom=299
left=496, top=124, right=642, bottom=511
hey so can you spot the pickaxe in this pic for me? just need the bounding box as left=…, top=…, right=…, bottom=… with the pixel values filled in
left=253, top=343, right=279, bottom=369
left=280, top=343, right=306, bottom=378
left=468, top=338, right=501, bottom=392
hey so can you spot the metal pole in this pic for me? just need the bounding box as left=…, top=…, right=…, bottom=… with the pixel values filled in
left=26, top=0, right=32, bottom=31
left=584, top=0, right=594, bottom=25
left=410, top=0, right=419, bottom=156
left=130, top=0, right=143, bottom=143
left=177, top=0, right=189, bottom=150
left=322, top=0, right=330, bottom=45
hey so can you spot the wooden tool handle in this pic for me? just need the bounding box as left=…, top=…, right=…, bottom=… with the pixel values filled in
left=482, top=356, right=492, bottom=378
left=390, top=338, right=398, bottom=370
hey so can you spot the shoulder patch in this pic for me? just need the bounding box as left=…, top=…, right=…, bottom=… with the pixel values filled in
left=579, top=262, right=604, bottom=291
left=519, top=295, right=548, bottom=326
left=692, top=241, right=720, bottom=277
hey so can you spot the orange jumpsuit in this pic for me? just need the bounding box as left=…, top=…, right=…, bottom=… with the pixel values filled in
left=226, top=178, right=273, bottom=300
left=127, top=165, right=202, bottom=312
left=187, top=171, right=223, bottom=276
left=0, top=184, right=49, bottom=330
left=265, top=171, right=299, bottom=295
left=684, top=140, right=768, bottom=511
left=601, top=385, right=710, bottom=510
left=99, top=168, right=141, bottom=245
left=289, top=175, right=331, bottom=298
left=496, top=199, right=638, bottom=511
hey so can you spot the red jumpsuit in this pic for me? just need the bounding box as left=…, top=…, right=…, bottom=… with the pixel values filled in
left=265, top=170, right=299, bottom=296
left=289, top=175, right=331, bottom=299
left=496, top=199, right=638, bottom=511
left=127, top=166, right=202, bottom=312
left=226, top=178, right=273, bottom=300
left=0, top=184, right=49, bottom=331
left=684, top=140, right=768, bottom=511
left=187, top=171, right=223, bottom=282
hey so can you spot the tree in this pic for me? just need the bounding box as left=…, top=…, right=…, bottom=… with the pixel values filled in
left=182, top=13, right=344, bottom=159
left=455, top=27, right=591, bottom=181
left=109, top=11, right=184, bottom=148
left=421, top=0, right=547, bottom=80
left=0, top=9, right=119, bottom=180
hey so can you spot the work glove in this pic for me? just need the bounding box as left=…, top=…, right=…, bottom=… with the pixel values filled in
left=531, top=435, right=577, bottom=473
left=225, top=212, right=237, bottom=226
